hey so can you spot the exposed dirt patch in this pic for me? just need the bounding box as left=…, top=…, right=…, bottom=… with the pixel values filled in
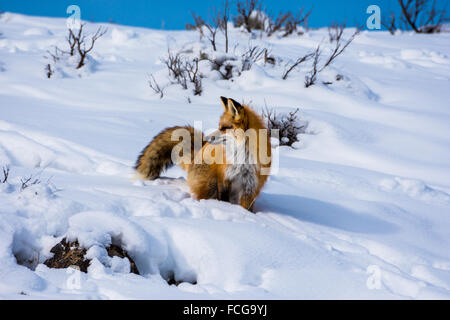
left=43, top=238, right=140, bottom=274
left=166, top=272, right=197, bottom=286
left=106, top=243, right=139, bottom=275
left=44, top=238, right=90, bottom=272
left=42, top=239, right=197, bottom=286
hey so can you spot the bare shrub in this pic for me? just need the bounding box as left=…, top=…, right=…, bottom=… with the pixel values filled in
left=163, top=50, right=186, bottom=85
left=300, top=24, right=358, bottom=87
left=216, top=0, right=231, bottom=53
left=381, top=12, right=398, bottom=34
left=262, top=107, right=306, bottom=146
left=282, top=52, right=313, bottom=80
left=207, top=55, right=237, bottom=80
left=234, top=0, right=266, bottom=32
left=72, top=24, right=107, bottom=69
left=148, top=73, right=165, bottom=98
left=399, top=0, right=448, bottom=33
left=233, top=0, right=311, bottom=36
left=241, top=45, right=266, bottom=71
left=204, top=44, right=269, bottom=80
left=186, top=15, right=203, bottom=31
left=66, top=28, right=78, bottom=56
left=43, top=46, right=63, bottom=78
left=48, top=24, right=107, bottom=69
left=1, top=166, right=9, bottom=183
left=189, top=11, right=219, bottom=51
left=328, top=22, right=344, bottom=42
left=266, top=9, right=311, bottom=37
left=162, top=50, right=203, bottom=95
left=45, top=64, right=53, bottom=79
left=189, top=1, right=231, bottom=52
left=305, top=45, right=321, bottom=88
left=20, top=175, right=41, bottom=191
left=44, top=46, right=64, bottom=64
left=1, top=168, right=61, bottom=196
left=44, top=23, right=107, bottom=77
left=320, top=24, right=360, bottom=71
left=282, top=9, right=310, bottom=36
left=186, top=13, right=206, bottom=39
left=277, top=23, right=358, bottom=86
left=266, top=12, right=290, bottom=36
left=204, top=18, right=220, bottom=51
left=264, top=48, right=276, bottom=65
left=185, top=58, right=203, bottom=95
left=383, top=0, right=449, bottom=34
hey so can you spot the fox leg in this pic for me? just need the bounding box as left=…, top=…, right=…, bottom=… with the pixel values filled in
left=228, top=182, right=255, bottom=212
left=187, top=164, right=221, bottom=200
left=188, top=176, right=218, bottom=200
left=217, top=181, right=230, bottom=202
left=239, top=195, right=256, bottom=212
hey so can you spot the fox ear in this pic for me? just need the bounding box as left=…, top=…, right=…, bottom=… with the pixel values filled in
left=220, top=96, right=228, bottom=111
left=227, top=98, right=243, bottom=117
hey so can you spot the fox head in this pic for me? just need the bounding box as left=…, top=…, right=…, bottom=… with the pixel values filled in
left=219, top=96, right=248, bottom=133
left=208, top=96, right=271, bottom=168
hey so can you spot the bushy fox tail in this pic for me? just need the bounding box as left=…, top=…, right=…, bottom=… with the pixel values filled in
left=134, top=126, right=204, bottom=180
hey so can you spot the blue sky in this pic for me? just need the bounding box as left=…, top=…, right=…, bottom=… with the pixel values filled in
left=0, top=0, right=445, bottom=30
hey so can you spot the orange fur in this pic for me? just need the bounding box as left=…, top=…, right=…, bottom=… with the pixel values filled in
left=135, top=97, right=271, bottom=212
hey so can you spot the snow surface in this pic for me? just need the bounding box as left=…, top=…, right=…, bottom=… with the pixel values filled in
left=1, top=12, right=450, bottom=299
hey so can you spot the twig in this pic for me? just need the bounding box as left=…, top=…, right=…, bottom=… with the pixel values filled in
left=282, top=52, right=313, bottom=80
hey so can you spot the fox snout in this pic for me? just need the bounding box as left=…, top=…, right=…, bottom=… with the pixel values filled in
left=205, top=129, right=228, bottom=145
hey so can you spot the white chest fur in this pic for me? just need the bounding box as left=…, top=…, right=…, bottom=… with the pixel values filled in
left=225, top=137, right=258, bottom=198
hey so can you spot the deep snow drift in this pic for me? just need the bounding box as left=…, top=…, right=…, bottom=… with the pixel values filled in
left=0, top=12, right=450, bottom=299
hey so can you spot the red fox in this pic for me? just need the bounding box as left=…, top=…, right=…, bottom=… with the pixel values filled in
left=135, top=97, right=271, bottom=211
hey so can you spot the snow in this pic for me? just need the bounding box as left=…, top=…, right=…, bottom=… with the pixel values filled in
left=1, top=12, right=450, bottom=299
